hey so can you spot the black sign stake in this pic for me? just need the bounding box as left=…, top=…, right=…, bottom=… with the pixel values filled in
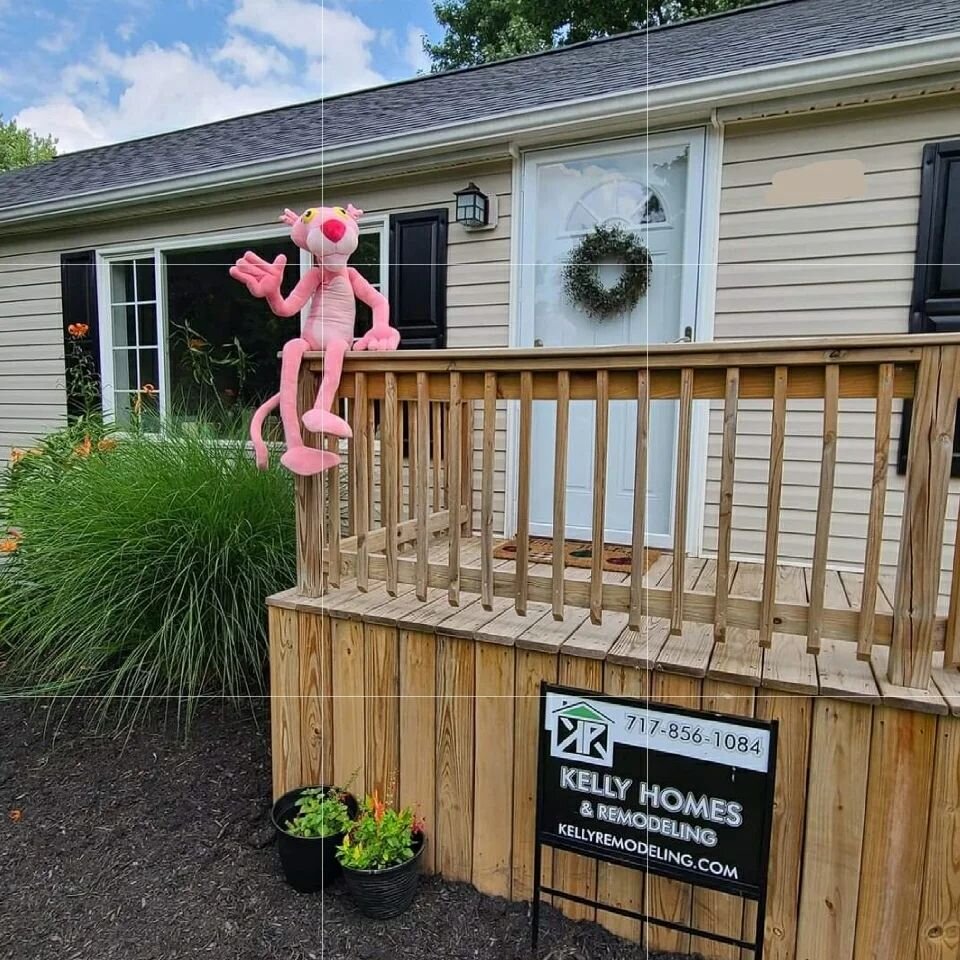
left=531, top=682, right=778, bottom=959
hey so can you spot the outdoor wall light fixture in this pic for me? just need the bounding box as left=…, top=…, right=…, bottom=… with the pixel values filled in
left=454, top=182, right=494, bottom=229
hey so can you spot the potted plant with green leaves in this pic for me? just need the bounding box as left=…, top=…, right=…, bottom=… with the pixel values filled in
left=271, top=786, right=358, bottom=892
left=337, top=791, right=426, bottom=919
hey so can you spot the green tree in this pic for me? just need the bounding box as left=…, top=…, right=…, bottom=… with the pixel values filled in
left=0, top=116, right=57, bottom=172
left=426, top=0, right=762, bottom=71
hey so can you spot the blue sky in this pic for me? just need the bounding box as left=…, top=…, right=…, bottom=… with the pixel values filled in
left=0, top=0, right=443, bottom=152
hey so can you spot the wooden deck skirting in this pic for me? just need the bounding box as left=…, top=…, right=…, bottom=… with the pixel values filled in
left=294, top=334, right=960, bottom=691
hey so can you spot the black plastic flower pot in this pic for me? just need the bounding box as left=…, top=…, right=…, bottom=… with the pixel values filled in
left=341, top=833, right=426, bottom=919
left=271, top=786, right=358, bottom=893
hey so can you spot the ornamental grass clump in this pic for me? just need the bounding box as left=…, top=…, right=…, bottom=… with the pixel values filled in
left=0, top=418, right=294, bottom=730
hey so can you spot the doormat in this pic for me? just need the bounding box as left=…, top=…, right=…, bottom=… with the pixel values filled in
left=493, top=537, right=660, bottom=574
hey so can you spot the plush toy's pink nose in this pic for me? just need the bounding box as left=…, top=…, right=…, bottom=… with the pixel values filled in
left=321, top=218, right=346, bottom=242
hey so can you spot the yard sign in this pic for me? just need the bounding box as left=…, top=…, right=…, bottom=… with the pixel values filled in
left=533, top=683, right=778, bottom=958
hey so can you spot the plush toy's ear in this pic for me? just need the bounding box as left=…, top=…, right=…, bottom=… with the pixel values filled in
left=280, top=208, right=300, bottom=226
left=346, top=203, right=363, bottom=220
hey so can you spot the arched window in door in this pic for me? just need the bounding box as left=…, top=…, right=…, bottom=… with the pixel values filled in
left=565, top=179, right=669, bottom=234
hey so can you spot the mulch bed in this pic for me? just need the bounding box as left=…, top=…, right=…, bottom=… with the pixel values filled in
left=0, top=699, right=697, bottom=960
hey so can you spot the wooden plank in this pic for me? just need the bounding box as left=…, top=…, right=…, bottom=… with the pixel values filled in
left=629, top=368, right=649, bottom=628
left=562, top=612, right=629, bottom=660
left=478, top=600, right=553, bottom=647
left=432, top=401, right=442, bottom=512
left=807, top=363, right=839, bottom=654
left=448, top=372, right=463, bottom=605
left=752, top=691, right=812, bottom=960
left=854, top=706, right=937, bottom=960
left=364, top=624, right=400, bottom=800
left=436, top=634, right=475, bottom=882
left=438, top=595, right=514, bottom=640
left=596, top=661, right=647, bottom=941
left=715, top=366, right=739, bottom=641
left=269, top=606, right=302, bottom=799
left=759, top=365, right=788, bottom=647
left=932, top=654, right=960, bottom=717
left=516, top=371, right=533, bottom=616
left=481, top=371, right=497, bottom=609
left=553, top=370, right=571, bottom=619
left=795, top=699, right=871, bottom=960
left=513, top=649, right=558, bottom=902
left=415, top=372, right=430, bottom=600
left=331, top=616, right=366, bottom=792
left=708, top=563, right=764, bottom=687
left=326, top=432, right=342, bottom=588
left=916, top=714, right=960, bottom=960
left=472, top=642, right=515, bottom=897
left=553, top=654, right=602, bottom=922
left=763, top=567, right=818, bottom=695
left=517, top=606, right=590, bottom=654
left=461, top=398, right=474, bottom=535
left=857, top=361, right=893, bottom=658
left=691, top=680, right=755, bottom=960
left=671, top=367, right=694, bottom=633
left=657, top=559, right=714, bottom=677
left=645, top=672, right=701, bottom=954
left=383, top=372, right=400, bottom=595
left=870, top=645, right=948, bottom=715
left=297, top=610, right=329, bottom=786
left=295, top=370, right=323, bottom=596
left=399, top=627, right=437, bottom=873
left=891, top=345, right=960, bottom=688
left=948, top=495, right=960, bottom=666
left=352, top=372, right=370, bottom=591
left=607, top=616, right=672, bottom=669
left=590, top=370, right=609, bottom=624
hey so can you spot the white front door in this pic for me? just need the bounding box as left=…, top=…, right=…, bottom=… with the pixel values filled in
left=519, top=131, right=706, bottom=547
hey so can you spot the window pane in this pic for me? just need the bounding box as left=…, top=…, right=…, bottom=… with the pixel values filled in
left=110, top=261, right=135, bottom=303
left=138, top=349, right=159, bottom=391
left=112, top=304, right=136, bottom=346
left=113, top=348, right=134, bottom=391
left=353, top=232, right=381, bottom=285
left=138, top=303, right=158, bottom=346
left=135, top=258, right=156, bottom=301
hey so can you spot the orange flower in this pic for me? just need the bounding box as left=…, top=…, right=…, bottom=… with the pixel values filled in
left=67, top=323, right=89, bottom=339
left=188, top=337, right=207, bottom=350
left=0, top=538, right=19, bottom=554
left=140, top=383, right=158, bottom=397
left=7, top=809, right=22, bottom=823
left=10, top=448, right=23, bottom=465
left=97, top=437, right=117, bottom=452
left=371, top=790, right=386, bottom=824
left=73, top=435, right=92, bottom=458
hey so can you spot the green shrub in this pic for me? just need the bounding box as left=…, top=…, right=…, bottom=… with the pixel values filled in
left=284, top=788, right=354, bottom=839
left=0, top=418, right=295, bottom=730
left=337, top=793, right=423, bottom=871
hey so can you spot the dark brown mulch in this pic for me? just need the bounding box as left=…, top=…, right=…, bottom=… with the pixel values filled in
left=0, top=699, right=695, bottom=960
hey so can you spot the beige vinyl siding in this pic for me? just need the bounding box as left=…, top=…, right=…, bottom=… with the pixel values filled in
left=707, top=94, right=960, bottom=603
left=0, top=163, right=513, bottom=532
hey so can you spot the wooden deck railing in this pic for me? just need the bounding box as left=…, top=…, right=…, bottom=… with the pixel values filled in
left=294, top=334, right=960, bottom=690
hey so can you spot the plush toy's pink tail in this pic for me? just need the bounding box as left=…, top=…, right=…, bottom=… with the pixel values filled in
left=249, top=393, right=280, bottom=469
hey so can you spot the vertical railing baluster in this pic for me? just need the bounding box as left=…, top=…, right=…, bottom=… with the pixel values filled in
left=947, top=498, right=960, bottom=666
left=352, top=372, right=369, bottom=591
left=759, top=365, right=788, bottom=647
left=890, top=345, right=960, bottom=688
left=628, top=369, right=649, bottom=630
left=448, top=372, right=463, bottom=605
left=408, top=400, right=417, bottom=522
left=481, top=372, right=497, bottom=610
left=326, top=424, right=341, bottom=589
left=857, top=363, right=893, bottom=659
left=714, top=367, right=739, bottom=641
left=516, top=371, right=533, bottom=616
left=383, top=372, right=399, bottom=596
left=433, top=400, right=442, bottom=513
left=670, top=368, right=694, bottom=634
left=367, top=395, right=376, bottom=526
left=590, top=370, right=609, bottom=624
left=415, top=372, right=430, bottom=600
left=296, top=368, right=323, bottom=596
left=807, top=364, right=839, bottom=653
left=461, top=398, right=475, bottom=535
left=552, top=371, right=570, bottom=620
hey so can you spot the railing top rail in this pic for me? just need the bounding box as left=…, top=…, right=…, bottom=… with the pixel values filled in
left=304, top=333, right=960, bottom=374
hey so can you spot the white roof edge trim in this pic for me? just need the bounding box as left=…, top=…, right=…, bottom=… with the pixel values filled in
left=3, top=30, right=960, bottom=228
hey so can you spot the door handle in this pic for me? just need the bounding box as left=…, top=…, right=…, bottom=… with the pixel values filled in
left=671, top=326, right=694, bottom=343
left=534, top=338, right=544, bottom=347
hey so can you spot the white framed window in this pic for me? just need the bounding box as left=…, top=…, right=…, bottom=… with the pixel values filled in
left=96, top=219, right=387, bottom=432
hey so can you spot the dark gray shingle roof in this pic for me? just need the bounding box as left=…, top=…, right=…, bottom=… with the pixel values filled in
left=1, top=0, right=958, bottom=213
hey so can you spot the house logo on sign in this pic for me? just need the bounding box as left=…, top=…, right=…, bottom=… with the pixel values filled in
left=550, top=701, right=614, bottom=767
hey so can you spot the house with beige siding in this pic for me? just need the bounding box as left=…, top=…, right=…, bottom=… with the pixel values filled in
left=2, top=0, right=960, bottom=593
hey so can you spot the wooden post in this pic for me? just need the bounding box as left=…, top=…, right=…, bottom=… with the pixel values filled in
left=714, top=367, right=739, bottom=641
left=415, top=372, right=430, bottom=601
left=383, top=372, right=400, bottom=596
left=552, top=371, right=571, bottom=620
left=352, top=372, right=370, bottom=591
left=481, top=372, right=497, bottom=610
left=516, top=371, right=533, bottom=616
left=628, top=369, right=649, bottom=629
left=670, top=368, right=694, bottom=634
left=759, top=365, right=788, bottom=647
left=461, top=398, right=475, bottom=535
left=890, top=345, right=960, bottom=688
left=296, top=368, right=324, bottom=597
left=590, top=370, right=609, bottom=625
left=448, top=372, right=463, bottom=605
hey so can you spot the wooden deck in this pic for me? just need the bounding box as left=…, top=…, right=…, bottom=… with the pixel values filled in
left=274, top=537, right=960, bottom=716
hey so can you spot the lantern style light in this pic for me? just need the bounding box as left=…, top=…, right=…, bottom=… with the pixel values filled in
left=454, top=182, right=489, bottom=228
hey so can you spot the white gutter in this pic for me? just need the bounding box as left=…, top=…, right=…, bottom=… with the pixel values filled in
left=3, top=31, right=960, bottom=228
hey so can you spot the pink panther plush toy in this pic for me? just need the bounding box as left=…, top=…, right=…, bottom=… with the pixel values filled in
left=230, top=204, right=400, bottom=476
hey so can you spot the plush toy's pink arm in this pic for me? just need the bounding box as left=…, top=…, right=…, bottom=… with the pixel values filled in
left=349, top=267, right=398, bottom=351
left=229, top=252, right=321, bottom=318
left=265, top=268, right=321, bottom=318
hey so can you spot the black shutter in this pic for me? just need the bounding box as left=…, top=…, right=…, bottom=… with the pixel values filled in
left=388, top=209, right=448, bottom=349
left=60, top=251, right=100, bottom=418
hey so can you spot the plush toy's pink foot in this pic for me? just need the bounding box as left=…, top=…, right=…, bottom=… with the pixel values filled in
left=302, top=408, right=353, bottom=439
left=280, top=446, right=340, bottom=476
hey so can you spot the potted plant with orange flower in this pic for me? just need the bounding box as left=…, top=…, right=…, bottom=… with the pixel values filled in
left=337, top=791, right=426, bottom=919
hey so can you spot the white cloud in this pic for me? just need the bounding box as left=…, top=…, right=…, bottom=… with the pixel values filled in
left=13, top=0, right=389, bottom=152
left=403, top=26, right=430, bottom=74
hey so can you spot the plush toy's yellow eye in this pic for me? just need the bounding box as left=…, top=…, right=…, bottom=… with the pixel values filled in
left=332, top=206, right=347, bottom=217
left=301, top=208, right=317, bottom=223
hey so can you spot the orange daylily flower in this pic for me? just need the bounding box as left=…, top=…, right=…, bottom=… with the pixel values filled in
left=140, top=383, right=158, bottom=396
left=67, top=323, right=89, bottom=338
left=188, top=337, right=207, bottom=350
left=10, top=448, right=23, bottom=465
left=97, top=437, right=117, bottom=452
left=7, top=809, right=22, bottom=823
left=0, top=538, right=19, bottom=554
left=73, top=435, right=93, bottom=458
